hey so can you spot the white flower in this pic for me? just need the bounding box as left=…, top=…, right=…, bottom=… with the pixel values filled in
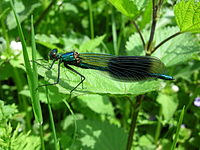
left=172, top=85, right=179, bottom=92
left=10, top=41, right=22, bottom=55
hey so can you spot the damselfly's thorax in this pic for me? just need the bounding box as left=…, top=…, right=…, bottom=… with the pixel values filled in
left=62, top=51, right=82, bottom=66
left=74, top=52, right=81, bottom=64
left=63, top=51, right=81, bottom=65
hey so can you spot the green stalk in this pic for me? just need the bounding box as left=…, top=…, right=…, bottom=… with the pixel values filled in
left=63, top=100, right=77, bottom=149
left=154, top=106, right=162, bottom=144
left=11, top=1, right=44, bottom=149
left=0, top=82, right=3, bottom=99
left=45, top=84, right=59, bottom=150
left=0, top=8, right=11, bottom=55
left=10, top=0, right=43, bottom=124
left=31, top=15, right=45, bottom=150
left=126, top=95, right=144, bottom=150
left=111, top=8, right=118, bottom=55
left=88, top=0, right=94, bottom=39
left=117, top=15, right=125, bottom=55
left=39, top=125, right=45, bottom=150
left=13, top=68, right=31, bottom=130
left=170, top=106, right=185, bottom=150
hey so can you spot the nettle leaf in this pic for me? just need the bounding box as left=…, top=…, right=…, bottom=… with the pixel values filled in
left=79, top=35, right=106, bottom=52
left=156, top=93, right=178, bottom=120
left=36, top=33, right=92, bottom=51
left=20, top=87, right=66, bottom=104
left=174, top=61, right=200, bottom=82
left=37, top=63, right=162, bottom=96
left=73, top=120, right=127, bottom=150
left=108, top=0, right=148, bottom=18
left=174, top=0, right=200, bottom=33
left=35, top=34, right=60, bottom=44
left=7, top=0, right=40, bottom=30
left=126, top=27, right=200, bottom=67
left=77, top=94, right=114, bottom=116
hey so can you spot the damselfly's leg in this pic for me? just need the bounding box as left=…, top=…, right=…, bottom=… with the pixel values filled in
left=48, top=60, right=56, bottom=70
left=31, top=59, right=56, bottom=70
left=64, top=64, right=85, bottom=94
left=38, top=60, right=61, bottom=88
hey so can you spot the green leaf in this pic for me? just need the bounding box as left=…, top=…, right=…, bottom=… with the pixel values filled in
left=37, top=63, right=162, bottom=96
left=0, top=100, right=18, bottom=121
left=126, top=27, right=200, bottom=67
left=174, top=61, right=200, bottom=82
left=156, top=93, right=178, bottom=120
left=35, top=34, right=62, bottom=50
left=178, top=127, right=192, bottom=143
left=138, top=0, right=152, bottom=29
left=72, top=120, right=127, bottom=150
left=7, top=1, right=40, bottom=30
left=79, top=35, right=106, bottom=52
left=138, top=135, right=155, bottom=148
left=0, top=123, right=40, bottom=150
left=35, top=34, right=60, bottom=44
left=108, top=0, right=146, bottom=18
left=77, top=94, right=114, bottom=116
left=0, top=62, right=13, bottom=80
left=19, top=86, right=67, bottom=104
left=174, top=0, right=200, bottom=33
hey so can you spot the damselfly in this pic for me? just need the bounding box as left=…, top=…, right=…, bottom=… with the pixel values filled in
left=38, top=49, right=173, bottom=93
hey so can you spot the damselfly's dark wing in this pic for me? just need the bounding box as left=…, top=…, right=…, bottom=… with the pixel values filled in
left=78, top=53, right=173, bottom=81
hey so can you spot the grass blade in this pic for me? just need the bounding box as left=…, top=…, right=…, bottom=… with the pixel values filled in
left=171, top=106, right=185, bottom=150
left=10, top=0, right=43, bottom=124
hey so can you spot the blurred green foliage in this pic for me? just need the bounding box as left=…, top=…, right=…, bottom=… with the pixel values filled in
left=0, top=0, right=200, bottom=150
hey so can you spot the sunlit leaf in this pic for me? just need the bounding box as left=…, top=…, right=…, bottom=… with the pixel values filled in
left=79, top=35, right=106, bottom=52
left=7, top=1, right=40, bottom=30
left=37, top=62, right=163, bottom=96
left=174, top=0, right=200, bottom=33
left=126, top=27, right=200, bottom=67
left=157, top=93, right=178, bottom=120
left=74, top=120, right=127, bottom=150
left=108, top=0, right=147, bottom=18
left=77, top=94, right=114, bottom=116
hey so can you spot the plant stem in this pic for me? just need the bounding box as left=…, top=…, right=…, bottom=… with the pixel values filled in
left=152, top=31, right=181, bottom=53
left=0, top=11, right=11, bottom=55
left=117, top=15, right=125, bottom=54
left=13, top=68, right=31, bottom=131
left=111, top=7, right=118, bottom=55
left=88, top=0, right=94, bottom=39
left=154, top=106, right=162, bottom=144
left=132, top=21, right=145, bottom=49
left=63, top=100, right=77, bottom=148
left=170, top=106, right=185, bottom=150
left=147, top=0, right=158, bottom=54
left=126, top=95, right=144, bottom=150
left=34, top=0, right=57, bottom=28
left=39, top=125, right=45, bottom=150
left=45, top=85, right=59, bottom=150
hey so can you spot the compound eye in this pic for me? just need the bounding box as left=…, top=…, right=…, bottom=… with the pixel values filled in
left=49, top=49, right=58, bottom=60
left=52, top=53, right=56, bottom=58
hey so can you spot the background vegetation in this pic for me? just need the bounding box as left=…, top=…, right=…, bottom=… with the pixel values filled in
left=0, top=0, right=200, bottom=150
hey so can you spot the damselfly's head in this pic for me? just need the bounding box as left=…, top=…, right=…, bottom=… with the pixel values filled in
left=49, top=49, right=59, bottom=60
